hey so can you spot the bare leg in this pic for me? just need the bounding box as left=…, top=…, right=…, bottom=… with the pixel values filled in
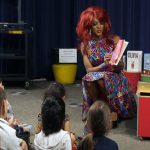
left=64, top=120, right=71, bottom=132
left=97, top=79, right=108, bottom=101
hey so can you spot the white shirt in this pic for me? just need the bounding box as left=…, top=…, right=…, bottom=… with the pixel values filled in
left=0, top=118, right=22, bottom=150
left=34, top=129, right=72, bottom=150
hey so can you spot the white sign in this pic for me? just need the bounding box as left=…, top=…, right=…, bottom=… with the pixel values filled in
left=59, top=49, right=77, bottom=63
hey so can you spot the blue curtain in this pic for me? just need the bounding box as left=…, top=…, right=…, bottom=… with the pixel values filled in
left=0, top=0, right=150, bottom=79
left=0, top=0, right=18, bottom=22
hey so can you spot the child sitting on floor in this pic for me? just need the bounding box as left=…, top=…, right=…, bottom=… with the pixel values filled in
left=35, top=81, right=77, bottom=149
left=34, top=96, right=72, bottom=149
left=36, top=81, right=71, bottom=132
left=0, top=78, right=31, bottom=147
left=78, top=101, right=118, bottom=150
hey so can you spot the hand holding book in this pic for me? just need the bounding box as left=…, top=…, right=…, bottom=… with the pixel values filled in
left=104, top=53, right=112, bottom=65
left=112, top=59, right=124, bottom=73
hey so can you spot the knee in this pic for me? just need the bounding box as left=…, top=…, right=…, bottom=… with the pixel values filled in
left=86, top=82, right=96, bottom=91
left=97, top=79, right=105, bottom=89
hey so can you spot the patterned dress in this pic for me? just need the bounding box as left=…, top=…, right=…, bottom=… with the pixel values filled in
left=82, top=38, right=136, bottom=120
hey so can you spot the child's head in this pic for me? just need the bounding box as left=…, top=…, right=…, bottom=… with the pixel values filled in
left=0, top=87, right=7, bottom=118
left=44, top=82, right=65, bottom=100
left=0, top=78, right=4, bottom=90
left=87, top=100, right=111, bottom=136
left=41, top=96, right=65, bottom=136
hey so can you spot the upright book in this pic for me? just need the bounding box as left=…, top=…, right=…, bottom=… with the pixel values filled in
left=127, top=51, right=143, bottom=72
left=143, top=53, right=150, bottom=75
left=110, top=39, right=129, bottom=65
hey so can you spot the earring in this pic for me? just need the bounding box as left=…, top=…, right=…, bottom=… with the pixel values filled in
left=89, top=29, right=91, bottom=36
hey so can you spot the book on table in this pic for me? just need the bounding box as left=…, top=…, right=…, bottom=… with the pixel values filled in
left=110, top=39, right=129, bottom=65
left=143, top=53, right=150, bottom=75
left=127, top=51, right=143, bottom=72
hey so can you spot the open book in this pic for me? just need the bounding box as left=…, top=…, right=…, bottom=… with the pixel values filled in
left=110, top=39, right=129, bottom=65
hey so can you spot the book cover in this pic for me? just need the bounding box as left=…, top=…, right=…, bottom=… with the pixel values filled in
left=115, top=41, right=129, bottom=65
left=127, top=51, right=143, bottom=72
left=144, top=53, right=150, bottom=75
left=144, top=54, right=150, bottom=70
left=110, top=39, right=128, bottom=65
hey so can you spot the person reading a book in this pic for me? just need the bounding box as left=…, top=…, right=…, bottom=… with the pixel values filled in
left=76, top=6, right=137, bottom=128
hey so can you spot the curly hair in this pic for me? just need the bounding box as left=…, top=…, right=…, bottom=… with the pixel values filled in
left=41, top=96, right=65, bottom=136
left=76, top=6, right=111, bottom=44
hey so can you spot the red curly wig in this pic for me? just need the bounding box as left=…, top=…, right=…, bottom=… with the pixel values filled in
left=76, top=6, right=111, bottom=43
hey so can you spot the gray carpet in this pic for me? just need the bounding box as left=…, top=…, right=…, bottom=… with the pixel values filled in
left=5, top=80, right=150, bottom=150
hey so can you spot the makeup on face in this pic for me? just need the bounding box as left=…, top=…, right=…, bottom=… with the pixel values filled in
left=91, top=18, right=104, bottom=38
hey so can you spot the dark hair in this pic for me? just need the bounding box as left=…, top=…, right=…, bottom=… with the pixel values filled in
left=41, top=96, right=65, bottom=136
left=87, top=100, right=111, bottom=136
left=0, top=87, right=6, bottom=112
left=43, top=82, right=65, bottom=100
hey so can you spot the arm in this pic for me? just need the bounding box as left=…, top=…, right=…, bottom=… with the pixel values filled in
left=64, top=120, right=71, bottom=132
left=81, top=43, right=108, bottom=73
left=16, top=137, right=28, bottom=150
left=83, top=54, right=104, bottom=73
left=20, top=140, right=28, bottom=150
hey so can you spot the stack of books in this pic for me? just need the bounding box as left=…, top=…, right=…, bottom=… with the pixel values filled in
left=141, top=53, right=150, bottom=83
